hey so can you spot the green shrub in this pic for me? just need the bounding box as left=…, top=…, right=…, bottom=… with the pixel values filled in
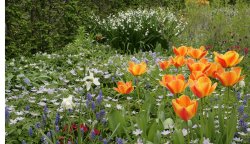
left=87, top=8, right=186, bottom=53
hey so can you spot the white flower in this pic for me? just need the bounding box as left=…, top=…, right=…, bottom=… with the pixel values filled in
left=105, top=104, right=111, bottom=108
left=136, top=138, right=143, bottom=144
left=182, top=129, right=188, bottom=136
left=233, top=137, right=242, bottom=142
left=239, top=80, right=245, bottom=88
left=161, top=130, right=170, bottom=136
left=83, top=71, right=100, bottom=91
left=203, top=137, right=213, bottom=144
left=133, top=129, right=143, bottom=136
left=116, top=104, right=122, bottom=110
left=61, top=96, right=75, bottom=110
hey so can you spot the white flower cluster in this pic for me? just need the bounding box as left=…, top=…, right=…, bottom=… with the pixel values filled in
left=89, top=8, right=186, bottom=37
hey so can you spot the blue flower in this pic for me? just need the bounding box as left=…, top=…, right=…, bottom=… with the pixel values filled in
left=35, top=122, right=41, bottom=129
left=23, top=77, right=31, bottom=86
left=116, top=138, right=123, bottom=144
left=103, top=138, right=108, bottom=144
left=44, top=105, right=48, bottom=114
left=91, top=102, right=96, bottom=111
left=28, top=127, right=33, bottom=137
left=25, top=105, right=30, bottom=111
left=238, top=105, right=244, bottom=115
left=55, top=113, right=60, bottom=125
left=5, top=107, right=9, bottom=122
left=22, top=140, right=26, bottom=144
left=96, top=90, right=103, bottom=105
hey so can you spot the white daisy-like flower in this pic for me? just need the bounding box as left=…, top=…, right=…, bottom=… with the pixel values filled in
left=239, top=80, right=245, bottom=88
left=9, top=119, right=17, bottom=125
left=136, top=138, right=143, bottom=144
left=161, top=130, right=170, bottom=136
left=203, top=137, right=213, bottom=144
left=116, top=104, right=122, bottom=110
left=233, top=137, right=242, bottom=142
left=182, top=129, right=188, bottom=136
left=105, top=104, right=111, bottom=108
left=133, top=129, right=143, bottom=136
left=37, top=101, right=47, bottom=106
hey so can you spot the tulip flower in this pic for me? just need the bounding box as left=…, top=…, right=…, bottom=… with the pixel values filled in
left=215, top=67, right=245, bottom=87
left=214, top=51, right=243, bottom=68
left=189, top=71, right=206, bottom=80
left=159, top=60, right=171, bottom=70
left=128, top=61, right=147, bottom=76
left=114, top=81, right=134, bottom=94
left=187, top=58, right=210, bottom=72
left=189, top=76, right=217, bottom=98
left=160, top=74, right=188, bottom=95
left=172, top=95, right=198, bottom=121
left=170, top=56, right=186, bottom=68
left=188, top=46, right=208, bottom=59
left=205, top=62, right=224, bottom=78
left=173, top=46, right=188, bottom=56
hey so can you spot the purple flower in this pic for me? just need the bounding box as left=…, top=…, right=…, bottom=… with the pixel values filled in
left=22, top=140, right=26, bottom=144
left=29, top=127, right=33, bottom=136
left=25, top=105, right=30, bottom=111
left=116, top=138, right=123, bottom=144
left=35, top=122, right=41, bottom=129
left=44, top=105, right=48, bottom=114
left=55, top=113, right=60, bottom=125
left=96, top=90, right=103, bottom=105
left=91, top=102, right=96, bottom=111
left=238, top=105, right=244, bottom=115
left=46, top=131, right=52, bottom=139
left=23, top=77, right=31, bottom=86
left=103, top=138, right=108, bottom=144
left=55, top=125, right=60, bottom=132
left=5, top=107, right=9, bottom=122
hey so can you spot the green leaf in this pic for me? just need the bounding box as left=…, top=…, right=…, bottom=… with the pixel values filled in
left=172, top=129, right=185, bottom=144
left=108, top=110, right=126, bottom=136
left=147, top=121, right=158, bottom=142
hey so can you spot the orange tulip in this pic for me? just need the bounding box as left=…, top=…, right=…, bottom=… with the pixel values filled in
left=187, top=58, right=210, bottom=72
left=160, top=74, right=188, bottom=95
left=114, top=81, right=134, bottom=94
left=189, top=76, right=217, bottom=98
left=159, top=60, right=171, bottom=70
left=205, top=62, right=224, bottom=78
left=173, top=46, right=188, bottom=56
left=214, top=51, right=244, bottom=68
left=189, top=71, right=206, bottom=80
left=128, top=61, right=147, bottom=76
left=215, top=67, right=245, bottom=87
left=172, top=95, right=198, bottom=121
left=188, top=46, right=208, bottom=59
left=170, top=56, right=186, bottom=68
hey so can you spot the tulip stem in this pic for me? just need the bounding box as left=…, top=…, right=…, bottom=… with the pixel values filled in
left=186, top=121, right=190, bottom=144
left=136, top=77, right=140, bottom=100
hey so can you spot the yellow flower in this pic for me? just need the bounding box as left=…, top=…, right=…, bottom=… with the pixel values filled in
left=128, top=61, right=147, bottom=76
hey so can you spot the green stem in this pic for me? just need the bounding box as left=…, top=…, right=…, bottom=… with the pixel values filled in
left=136, top=77, right=140, bottom=100
left=186, top=121, right=190, bottom=144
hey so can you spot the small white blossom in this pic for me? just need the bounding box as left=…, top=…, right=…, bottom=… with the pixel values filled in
left=116, top=104, right=122, bottom=110
left=133, top=129, right=143, bottom=136
left=61, top=95, right=75, bottom=110
left=161, top=130, right=171, bottom=136
left=182, top=129, right=188, bottom=136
